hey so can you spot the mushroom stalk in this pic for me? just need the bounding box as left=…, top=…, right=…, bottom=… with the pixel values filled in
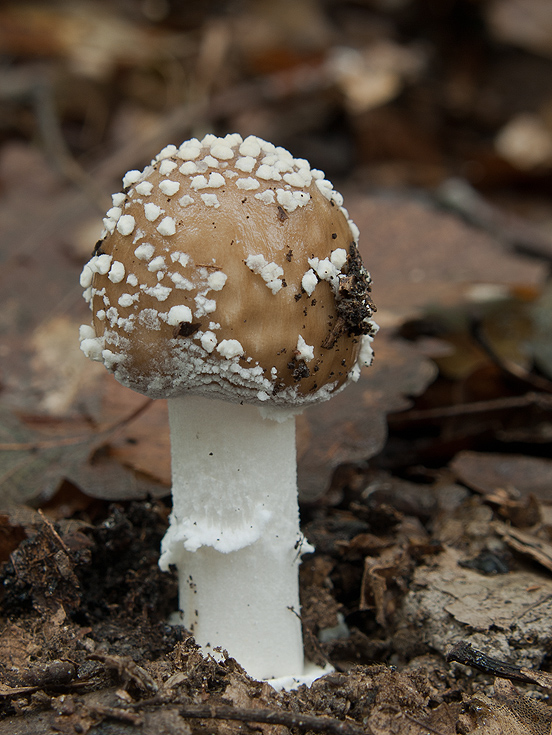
left=159, top=395, right=306, bottom=680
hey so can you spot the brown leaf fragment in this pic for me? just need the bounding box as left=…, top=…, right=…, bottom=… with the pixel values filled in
left=495, top=521, right=552, bottom=574
left=420, top=702, right=464, bottom=735
left=99, top=379, right=171, bottom=488
left=396, top=547, right=552, bottom=667
left=451, top=450, right=552, bottom=502
left=336, top=532, right=393, bottom=559
left=465, top=678, right=552, bottom=735
left=0, top=622, right=34, bottom=671
left=0, top=682, right=38, bottom=697
left=88, top=654, right=159, bottom=693
left=298, top=331, right=437, bottom=501
left=519, top=668, right=552, bottom=691
left=0, top=398, right=167, bottom=505
left=38, top=479, right=98, bottom=521
left=485, top=490, right=542, bottom=529
left=350, top=194, right=547, bottom=322
left=360, top=545, right=413, bottom=626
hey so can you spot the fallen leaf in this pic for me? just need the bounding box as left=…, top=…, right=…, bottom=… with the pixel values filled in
left=451, top=450, right=552, bottom=501
left=466, top=677, right=552, bottom=735
left=360, top=544, right=413, bottom=626
left=297, top=331, right=437, bottom=501
left=349, top=194, right=547, bottom=326
left=0, top=400, right=165, bottom=506
left=397, top=546, right=552, bottom=668
left=98, top=376, right=171, bottom=488
left=495, top=522, right=552, bottom=573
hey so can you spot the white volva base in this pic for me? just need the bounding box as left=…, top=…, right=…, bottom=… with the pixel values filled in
left=266, top=662, right=334, bottom=691
left=160, top=396, right=310, bottom=681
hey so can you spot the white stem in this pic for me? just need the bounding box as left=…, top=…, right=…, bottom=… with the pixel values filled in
left=159, top=395, right=306, bottom=680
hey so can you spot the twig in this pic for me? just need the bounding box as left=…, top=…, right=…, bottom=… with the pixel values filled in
left=38, top=509, right=71, bottom=556
left=404, top=713, right=449, bottom=735
left=89, top=704, right=144, bottom=726
left=436, top=178, right=552, bottom=265
left=179, top=703, right=368, bottom=734
left=446, top=641, right=534, bottom=683
left=129, top=697, right=369, bottom=735
left=388, top=392, right=552, bottom=425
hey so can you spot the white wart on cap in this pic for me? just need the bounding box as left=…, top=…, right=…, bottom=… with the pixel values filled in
left=79, top=133, right=377, bottom=405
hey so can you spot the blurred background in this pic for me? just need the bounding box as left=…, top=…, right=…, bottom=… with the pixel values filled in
left=1, top=0, right=552, bottom=503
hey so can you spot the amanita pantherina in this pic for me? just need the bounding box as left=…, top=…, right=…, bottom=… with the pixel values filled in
left=79, top=133, right=377, bottom=682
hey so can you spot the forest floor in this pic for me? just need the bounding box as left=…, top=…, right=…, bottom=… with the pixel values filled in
left=2, top=1, right=552, bottom=732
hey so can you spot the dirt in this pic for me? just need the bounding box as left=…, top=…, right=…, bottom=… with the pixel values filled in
left=0, top=476, right=550, bottom=734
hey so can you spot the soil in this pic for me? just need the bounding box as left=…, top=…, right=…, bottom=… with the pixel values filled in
left=0, top=471, right=551, bottom=734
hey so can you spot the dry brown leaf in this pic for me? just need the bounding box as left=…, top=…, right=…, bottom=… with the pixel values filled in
left=99, top=377, right=171, bottom=488
left=0, top=400, right=165, bottom=505
left=369, top=703, right=461, bottom=735
left=397, top=547, right=552, bottom=668
left=298, top=330, right=437, bottom=500
left=451, top=450, right=552, bottom=501
left=519, top=668, right=552, bottom=690
left=465, top=677, right=552, bottom=735
left=363, top=667, right=457, bottom=734
left=348, top=194, right=546, bottom=325
left=495, top=521, right=552, bottom=573
left=360, top=545, right=413, bottom=626
left=0, top=622, right=34, bottom=671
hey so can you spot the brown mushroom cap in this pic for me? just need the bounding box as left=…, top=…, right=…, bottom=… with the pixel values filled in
left=79, top=134, right=377, bottom=406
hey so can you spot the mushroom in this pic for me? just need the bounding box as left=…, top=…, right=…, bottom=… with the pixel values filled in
left=79, top=133, right=377, bottom=683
